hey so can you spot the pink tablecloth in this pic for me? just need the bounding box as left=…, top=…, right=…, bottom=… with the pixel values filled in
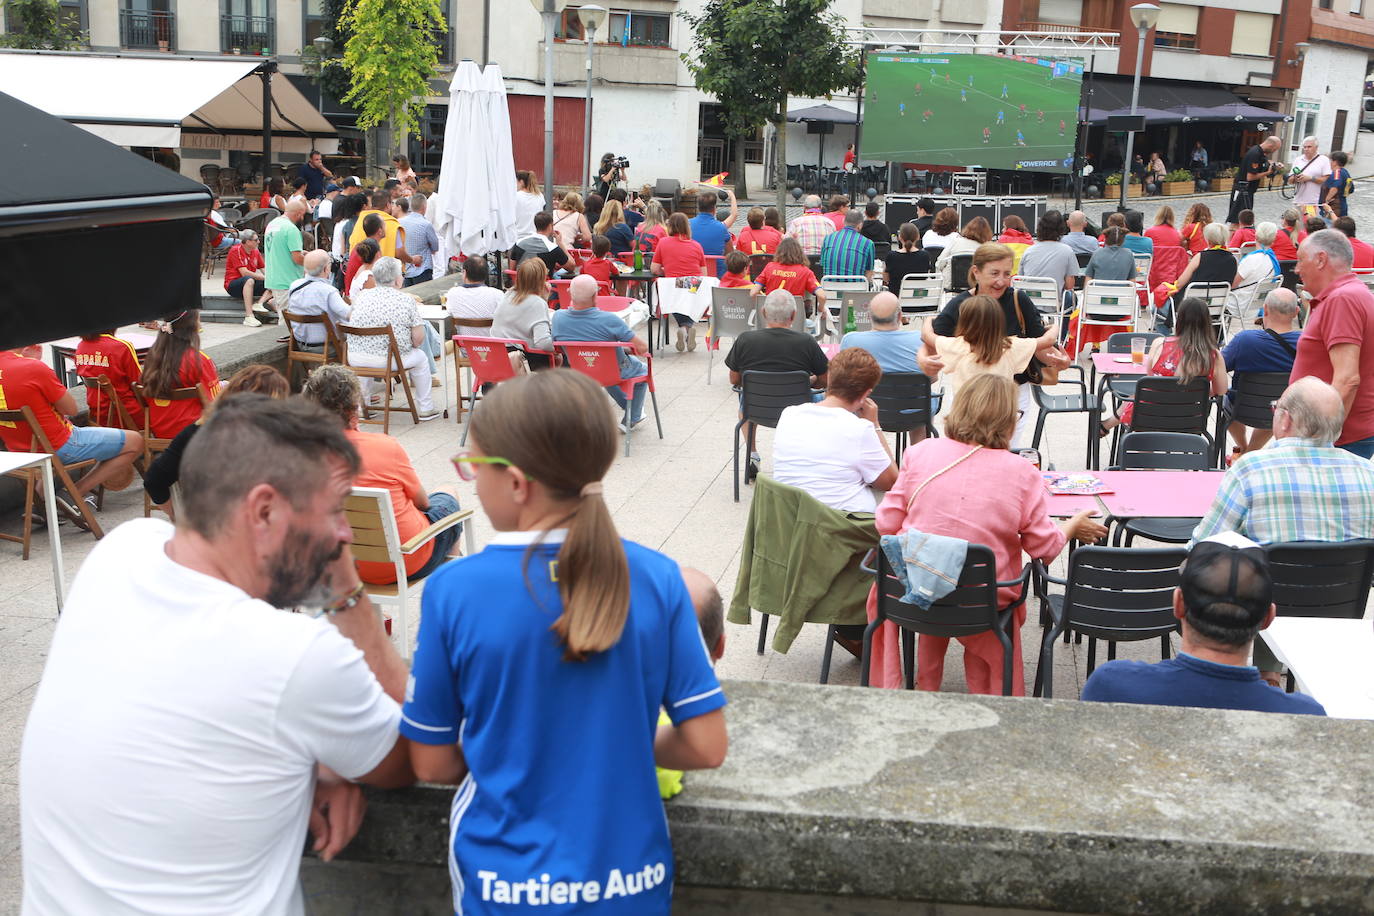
left=1093, top=470, right=1224, bottom=519
left=1090, top=352, right=1148, bottom=376
left=821, top=343, right=840, bottom=358
left=1043, top=491, right=1105, bottom=518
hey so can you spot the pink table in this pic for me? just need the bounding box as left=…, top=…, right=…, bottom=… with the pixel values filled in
left=1092, top=470, right=1224, bottom=520
left=821, top=343, right=840, bottom=358
left=1091, top=352, right=1148, bottom=376
left=1044, top=491, right=1104, bottom=518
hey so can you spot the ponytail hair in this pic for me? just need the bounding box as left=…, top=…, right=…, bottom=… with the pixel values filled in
left=469, top=370, right=628, bottom=661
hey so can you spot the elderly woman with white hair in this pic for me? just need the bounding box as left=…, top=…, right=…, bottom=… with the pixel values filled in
left=346, top=256, right=440, bottom=420
left=1228, top=221, right=1283, bottom=317
left=1155, top=222, right=1239, bottom=332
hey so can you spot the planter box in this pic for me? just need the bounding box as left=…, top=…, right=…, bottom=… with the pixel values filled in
left=1164, top=181, right=1194, bottom=196
left=1214, top=178, right=1233, bottom=193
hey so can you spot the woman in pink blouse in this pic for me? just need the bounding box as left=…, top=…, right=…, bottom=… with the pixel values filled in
left=868, top=375, right=1106, bottom=695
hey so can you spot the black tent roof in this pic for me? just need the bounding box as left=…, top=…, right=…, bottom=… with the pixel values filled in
left=1084, top=76, right=1283, bottom=123
left=0, top=90, right=209, bottom=348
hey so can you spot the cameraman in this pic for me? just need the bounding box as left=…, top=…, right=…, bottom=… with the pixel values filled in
left=1226, top=136, right=1281, bottom=227
left=596, top=152, right=627, bottom=198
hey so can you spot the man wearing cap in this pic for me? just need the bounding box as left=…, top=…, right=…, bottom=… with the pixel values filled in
left=1191, top=376, right=1374, bottom=684
left=1081, top=531, right=1325, bottom=715
left=339, top=176, right=363, bottom=197
left=315, top=183, right=342, bottom=221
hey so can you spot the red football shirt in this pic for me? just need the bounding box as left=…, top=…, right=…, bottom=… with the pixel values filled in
left=223, top=244, right=265, bottom=292
left=1291, top=272, right=1374, bottom=444
left=579, top=257, right=615, bottom=285
left=1271, top=228, right=1299, bottom=261
left=735, top=226, right=782, bottom=256
left=755, top=261, right=819, bottom=297
left=654, top=235, right=707, bottom=277
left=719, top=271, right=752, bottom=289
left=145, top=349, right=220, bottom=439
left=75, top=335, right=143, bottom=428
left=0, top=350, right=73, bottom=451
left=1350, top=237, right=1374, bottom=270
left=1228, top=226, right=1256, bottom=248
left=824, top=211, right=846, bottom=231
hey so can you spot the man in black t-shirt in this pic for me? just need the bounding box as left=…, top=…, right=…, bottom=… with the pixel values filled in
left=1227, top=136, right=1281, bottom=225
left=724, top=290, right=829, bottom=387
left=510, top=211, right=570, bottom=275
left=912, top=197, right=936, bottom=238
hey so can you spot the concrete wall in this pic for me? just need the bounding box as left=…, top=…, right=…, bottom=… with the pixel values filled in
left=1297, top=42, right=1371, bottom=156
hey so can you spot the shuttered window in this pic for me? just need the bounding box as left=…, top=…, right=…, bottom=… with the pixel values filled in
left=1231, top=11, right=1274, bottom=58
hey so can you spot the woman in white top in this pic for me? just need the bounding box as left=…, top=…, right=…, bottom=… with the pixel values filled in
left=921, top=206, right=960, bottom=253
left=935, top=217, right=993, bottom=289
left=513, top=169, right=545, bottom=238
left=550, top=191, right=592, bottom=252
left=348, top=238, right=381, bottom=302
left=771, top=348, right=898, bottom=514
left=490, top=257, right=555, bottom=369
left=922, top=293, right=1060, bottom=409
left=391, top=154, right=416, bottom=185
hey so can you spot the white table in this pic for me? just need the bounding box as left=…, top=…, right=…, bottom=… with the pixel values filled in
left=1259, top=617, right=1374, bottom=719
left=417, top=304, right=452, bottom=419
left=0, top=452, right=65, bottom=612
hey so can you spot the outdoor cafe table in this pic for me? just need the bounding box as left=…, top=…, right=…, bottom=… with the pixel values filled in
left=1259, top=617, right=1374, bottom=719
left=610, top=270, right=659, bottom=349
left=1092, top=470, right=1224, bottom=522
left=0, top=452, right=65, bottom=612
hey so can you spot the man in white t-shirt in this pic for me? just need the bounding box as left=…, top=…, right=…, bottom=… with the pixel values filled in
left=1289, top=136, right=1332, bottom=217
left=444, top=255, right=503, bottom=334
left=771, top=346, right=898, bottom=513
left=21, top=394, right=412, bottom=916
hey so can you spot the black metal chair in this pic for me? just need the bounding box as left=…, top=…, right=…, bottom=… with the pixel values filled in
left=1267, top=540, right=1374, bottom=621
left=733, top=370, right=814, bottom=501
left=1032, top=547, right=1185, bottom=697
left=1107, top=375, right=1214, bottom=468
left=1030, top=364, right=1102, bottom=470
left=1217, top=372, right=1289, bottom=460
left=870, top=372, right=938, bottom=466
left=1075, top=251, right=1094, bottom=271
left=948, top=253, right=974, bottom=294
left=1278, top=259, right=1299, bottom=292
left=861, top=546, right=1031, bottom=696
left=1108, top=432, right=1211, bottom=546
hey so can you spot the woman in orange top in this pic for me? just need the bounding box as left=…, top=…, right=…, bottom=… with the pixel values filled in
left=303, top=364, right=463, bottom=585
left=139, top=310, right=220, bottom=440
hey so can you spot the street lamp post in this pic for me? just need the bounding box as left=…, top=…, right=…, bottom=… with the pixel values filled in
left=577, top=5, right=607, bottom=194
left=1119, top=3, right=1160, bottom=212
left=529, top=0, right=569, bottom=210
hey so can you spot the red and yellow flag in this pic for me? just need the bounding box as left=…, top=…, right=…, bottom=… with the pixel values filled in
left=699, top=172, right=729, bottom=187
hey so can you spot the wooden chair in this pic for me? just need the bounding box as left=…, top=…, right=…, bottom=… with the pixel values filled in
left=80, top=374, right=141, bottom=432
left=202, top=224, right=230, bottom=279
left=345, top=486, right=474, bottom=658
left=280, top=310, right=344, bottom=389
left=338, top=323, right=420, bottom=434
left=0, top=406, right=106, bottom=548
left=133, top=382, right=211, bottom=518
left=449, top=317, right=495, bottom=421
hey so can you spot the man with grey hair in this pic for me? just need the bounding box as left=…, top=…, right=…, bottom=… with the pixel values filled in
left=285, top=249, right=352, bottom=349
left=550, top=273, right=650, bottom=430
left=819, top=207, right=875, bottom=283
left=224, top=227, right=271, bottom=326
left=1287, top=136, right=1331, bottom=220
left=725, top=289, right=830, bottom=482
left=1194, top=376, right=1374, bottom=684
left=399, top=192, right=440, bottom=287
left=1291, top=228, right=1374, bottom=456
left=1221, top=286, right=1300, bottom=457
left=1062, top=210, right=1098, bottom=256
left=346, top=256, right=439, bottom=419
left=1227, top=135, right=1281, bottom=226
left=786, top=194, right=837, bottom=258
left=839, top=291, right=921, bottom=373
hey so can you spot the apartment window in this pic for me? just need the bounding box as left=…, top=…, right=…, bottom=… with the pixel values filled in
left=303, top=0, right=327, bottom=46
left=557, top=8, right=670, bottom=48
left=1153, top=2, right=1198, bottom=49
left=1231, top=11, right=1274, bottom=58
left=1352, top=0, right=1363, bottom=16
left=221, top=0, right=274, bottom=55
left=431, top=1, right=451, bottom=63
left=1037, top=0, right=1083, bottom=27
left=1319, top=0, right=1333, bottom=8
left=119, top=0, right=174, bottom=51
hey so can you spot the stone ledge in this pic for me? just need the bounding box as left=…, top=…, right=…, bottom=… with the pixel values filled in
left=314, top=680, right=1374, bottom=914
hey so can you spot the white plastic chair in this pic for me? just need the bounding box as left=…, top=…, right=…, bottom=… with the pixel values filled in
left=1013, top=275, right=1064, bottom=323
left=820, top=275, right=875, bottom=340
left=1181, top=281, right=1232, bottom=343
left=897, top=273, right=943, bottom=326
left=1074, top=279, right=1138, bottom=359
left=1227, top=275, right=1281, bottom=333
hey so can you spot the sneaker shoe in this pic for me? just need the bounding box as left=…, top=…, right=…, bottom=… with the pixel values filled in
left=631, top=414, right=648, bottom=428
left=675, top=328, right=686, bottom=352
left=417, top=409, right=442, bottom=422
left=745, top=450, right=761, bottom=484
left=243, top=316, right=263, bottom=328
left=687, top=325, right=698, bottom=352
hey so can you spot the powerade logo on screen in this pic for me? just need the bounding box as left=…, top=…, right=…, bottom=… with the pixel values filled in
left=1014, top=158, right=1077, bottom=169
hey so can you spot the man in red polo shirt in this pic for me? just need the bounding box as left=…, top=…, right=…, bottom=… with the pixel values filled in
left=0, top=347, right=142, bottom=501
left=1290, top=229, right=1374, bottom=457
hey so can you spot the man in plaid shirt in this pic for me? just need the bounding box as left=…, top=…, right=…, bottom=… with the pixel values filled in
left=819, top=209, right=875, bottom=283
left=1192, top=376, right=1374, bottom=684
left=786, top=195, right=836, bottom=257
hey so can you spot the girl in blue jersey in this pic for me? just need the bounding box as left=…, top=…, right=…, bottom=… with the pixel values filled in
left=402, top=370, right=728, bottom=915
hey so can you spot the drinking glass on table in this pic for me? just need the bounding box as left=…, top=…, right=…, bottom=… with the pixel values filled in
left=1130, top=336, right=1146, bottom=364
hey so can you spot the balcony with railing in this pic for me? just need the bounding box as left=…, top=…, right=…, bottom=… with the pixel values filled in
left=119, top=8, right=175, bottom=51
left=221, top=15, right=274, bottom=55
left=1013, top=21, right=1120, bottom=45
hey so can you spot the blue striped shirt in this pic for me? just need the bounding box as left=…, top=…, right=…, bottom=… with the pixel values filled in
left=819, top=227, right=875, bottom=279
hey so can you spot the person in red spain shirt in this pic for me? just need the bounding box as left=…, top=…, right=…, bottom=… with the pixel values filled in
left=735, top=207, right=783, bottom=256
left=139, top=311, right=221, bottom=440
left=651, top=213, right=709, bottom=350
left=750, top=237, right=829, bottom=311
left=718, top=251, right=753, bottom=289
left=0, top=345, right=142, bottom=499
left=577, top=235, right=616, bottom=287
left=74, top=332, right=143, bottom=428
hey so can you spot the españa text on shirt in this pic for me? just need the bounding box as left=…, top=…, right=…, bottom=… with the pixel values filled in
left=476, top=862, right=668, bottom=906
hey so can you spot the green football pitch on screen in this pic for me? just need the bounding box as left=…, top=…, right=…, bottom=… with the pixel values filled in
left=861, top=52, right=1084, bottom=175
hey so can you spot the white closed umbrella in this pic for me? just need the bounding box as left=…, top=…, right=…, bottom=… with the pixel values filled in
left=432, top=60, right=518, bottom=258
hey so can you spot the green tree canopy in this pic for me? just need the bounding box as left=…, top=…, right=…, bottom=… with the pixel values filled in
left=339, top=0, right=447, bottom=159
left=0, top=0, right=84, bottom=49
left=681, top=0, right=860, bottom=210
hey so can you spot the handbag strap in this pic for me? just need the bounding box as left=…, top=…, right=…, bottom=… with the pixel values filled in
left=1264, top=327, right=1297, bottom=357
left=906, top=446, right=983, bottom=513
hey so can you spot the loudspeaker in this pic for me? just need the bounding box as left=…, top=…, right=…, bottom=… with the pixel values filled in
left=806, top=120, right=835, bottom=134
left=998, top=198, right=1043, bottom=234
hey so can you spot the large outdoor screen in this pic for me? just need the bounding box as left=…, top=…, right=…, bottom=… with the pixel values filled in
left=862, top=52, right=1084, bottom=174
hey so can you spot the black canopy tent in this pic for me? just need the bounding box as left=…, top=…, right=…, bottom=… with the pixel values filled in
left=0, top=91, right=210, bottom=349
left=787, top=104, right=858, bottom=173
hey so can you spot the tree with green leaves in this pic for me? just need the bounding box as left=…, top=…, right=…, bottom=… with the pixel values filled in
left=338, top=0, right=447, bottom=161
left=0, top=0, right=84, bottom=49
left=680, top=0, right=860, bottom=211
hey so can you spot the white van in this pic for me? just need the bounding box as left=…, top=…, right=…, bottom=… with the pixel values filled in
left=1363, top=96, right=1374, bottom=131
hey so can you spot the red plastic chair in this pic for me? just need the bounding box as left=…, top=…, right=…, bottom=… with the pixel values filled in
left=452, top=335, right=555, bottom=444
left=502, top=268, right=517, bottom=289
left=568, top=248, right=592, bottom=267
left=555, top=340, right=663, bottom=456
left=548, top=278, right=574, bottom=309
left=595, top=295, right=636, bottom=313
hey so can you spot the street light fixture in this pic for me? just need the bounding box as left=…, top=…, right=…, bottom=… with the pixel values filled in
left=528, top=0, right=570, bottom=210
left=576, top=4, right=607, bottom=195
left=1119, top=3, right=1160, bottom=212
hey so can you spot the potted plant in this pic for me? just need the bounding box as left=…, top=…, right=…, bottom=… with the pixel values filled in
left=1213, top=167, right=1235, bottom=193
left=1163, top=169, right=1195, bottom=196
